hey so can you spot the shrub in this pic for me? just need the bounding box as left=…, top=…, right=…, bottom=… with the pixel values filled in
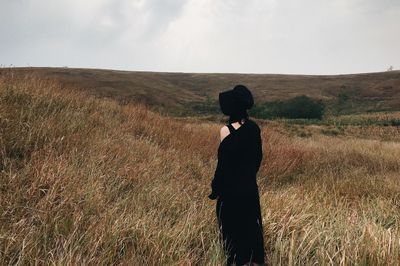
left=277, top=95, right=325, bottom=119
left=250, top=95, right=326, bottom=120
left=190, top=95, right=220, bottom=115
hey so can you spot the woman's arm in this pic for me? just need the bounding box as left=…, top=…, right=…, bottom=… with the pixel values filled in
left=254, top=126, right=263, bottom=173
left=208, top=127, right=228, bottom=200
left=208, top=150, right=225, bottom=200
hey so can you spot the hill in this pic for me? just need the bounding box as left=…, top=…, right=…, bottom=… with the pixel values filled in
left=1, top=71, right=400, bottom=265
left=1, top=67, right=400, bottom=116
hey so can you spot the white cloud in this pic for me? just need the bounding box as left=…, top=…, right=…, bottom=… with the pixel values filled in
left=0, top=0, right=399, bottom=74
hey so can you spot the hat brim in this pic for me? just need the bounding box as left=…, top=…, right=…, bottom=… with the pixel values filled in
left=219, top=90, right=236, bottom=115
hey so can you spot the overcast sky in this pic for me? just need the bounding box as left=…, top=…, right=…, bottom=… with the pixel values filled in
left=1, top=0, right=399, bottom=74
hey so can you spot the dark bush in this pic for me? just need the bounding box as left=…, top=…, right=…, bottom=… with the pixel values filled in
left=277, top=95, right=325, bottom=119
left=190, top=95, right=220, bottom=114
left=249, top=95, right=325, bottom=120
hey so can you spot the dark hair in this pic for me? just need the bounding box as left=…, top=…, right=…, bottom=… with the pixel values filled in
left=228, top=109, right=249, bottom=124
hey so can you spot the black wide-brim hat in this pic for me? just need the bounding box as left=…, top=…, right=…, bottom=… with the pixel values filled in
left=219, top=85, right=254, bottom=116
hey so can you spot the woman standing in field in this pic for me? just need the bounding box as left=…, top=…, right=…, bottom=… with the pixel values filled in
left=208, top=85, right=266, bottom=266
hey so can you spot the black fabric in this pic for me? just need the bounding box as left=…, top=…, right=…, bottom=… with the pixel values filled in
left=208, top=119, right=265, bottom=265
left=226, top=124, right=236, bottom=133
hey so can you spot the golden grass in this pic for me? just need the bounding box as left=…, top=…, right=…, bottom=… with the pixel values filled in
left=1, top=73, right=400, bottom=265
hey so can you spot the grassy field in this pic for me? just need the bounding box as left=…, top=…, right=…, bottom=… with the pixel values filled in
left=1, top=72, right=400, bottom=265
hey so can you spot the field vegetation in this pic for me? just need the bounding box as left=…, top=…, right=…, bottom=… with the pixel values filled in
left=1, top=72, right=400, bottom=265
left=2, top=67, right=400, bottom=117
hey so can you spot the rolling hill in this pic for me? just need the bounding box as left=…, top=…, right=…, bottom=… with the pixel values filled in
left=1, top=67, right=399, bottom=116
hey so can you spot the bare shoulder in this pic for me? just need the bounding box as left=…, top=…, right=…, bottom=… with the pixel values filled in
left=220, top=126, right=230, bottom=141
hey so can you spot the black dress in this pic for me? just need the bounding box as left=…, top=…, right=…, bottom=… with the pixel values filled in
left=208, top=119, right=265, bottom=265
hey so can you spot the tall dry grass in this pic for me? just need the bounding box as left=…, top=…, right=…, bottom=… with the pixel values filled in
left=1, top=73, right=400, bottom=265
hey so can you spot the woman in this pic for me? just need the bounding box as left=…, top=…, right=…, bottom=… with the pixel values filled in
left=208, top=85, right=266, bottom=266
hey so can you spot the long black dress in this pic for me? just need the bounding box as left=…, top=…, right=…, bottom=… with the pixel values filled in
left=208, top=119, right=265, bottom=265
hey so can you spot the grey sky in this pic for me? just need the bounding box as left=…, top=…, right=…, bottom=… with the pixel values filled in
left=1, top=0, right=399, bottom=74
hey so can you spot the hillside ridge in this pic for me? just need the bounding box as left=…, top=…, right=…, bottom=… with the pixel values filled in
left=1, top=67, right=399, bottom=115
